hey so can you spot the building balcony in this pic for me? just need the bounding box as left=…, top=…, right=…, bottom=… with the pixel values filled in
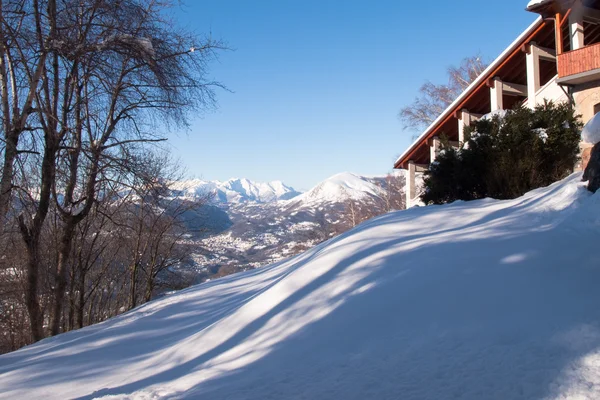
left=557, top=42, right=600, bottom=85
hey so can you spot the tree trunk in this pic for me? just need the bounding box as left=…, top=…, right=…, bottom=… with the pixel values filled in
left=129, top=262, right=138, bottom=310
left=49, top=221, right=76, bottom=336
left=23, top=239, right=44, bottom=342
left=86, top=292, right=95, bottom=326
left=68, top=266, right=77, bottom=331
left=144, top=271, right=154, bottom=303
left=17, top=137, right=57, bottom=342
left=0, top=131, right=18, bottom=222
left=77, top=272, right=85, bottom=329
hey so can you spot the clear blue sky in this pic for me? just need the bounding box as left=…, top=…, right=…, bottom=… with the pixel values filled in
left=169, top=0, right=537, bottom=191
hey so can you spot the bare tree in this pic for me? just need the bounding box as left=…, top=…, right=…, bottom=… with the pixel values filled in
left=378, top=173, right=406, bottom=212
left=120, top=153, right=210, bottom=309
left=2, top=0, right=224, bottom=340
left=0, top=1, right=49, bottom=223
left=399, top=54, right=488, bottom=131
left=0, top=147, right=215, bottom=351
left=338, top=187, right=359, bottom=229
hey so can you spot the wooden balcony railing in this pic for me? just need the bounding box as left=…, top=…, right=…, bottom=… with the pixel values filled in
left=558, top=42, right=600, bottom=78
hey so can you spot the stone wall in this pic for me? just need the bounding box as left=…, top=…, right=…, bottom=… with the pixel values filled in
left=573, top=80, right=600, bottom=125
left=572, top=80, right=600, bottom=171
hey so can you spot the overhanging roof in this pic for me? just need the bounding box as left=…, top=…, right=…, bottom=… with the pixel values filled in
left=527, top=0, right=556, bottom=14
left=394, top=17, right=546, bottom=169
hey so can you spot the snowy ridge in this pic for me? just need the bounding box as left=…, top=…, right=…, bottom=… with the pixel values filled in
left=2, top=173, right=600, bottom=399
left=284, top=172, right=385, bottom=207
left=172, top=177, right=301, bottom=204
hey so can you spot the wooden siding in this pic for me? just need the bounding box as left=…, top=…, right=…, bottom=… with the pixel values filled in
left=558, top=43, right=600, bottom=77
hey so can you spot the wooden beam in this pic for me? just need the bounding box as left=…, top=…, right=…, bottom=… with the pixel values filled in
left=394, top=20, right=551, bottom=169
left=562, top=9, right=572, bottom=28
left=582, top=6, right=600, bottom=24
left=523, top=41, right=556, bottom=59
left=502, top=81, right=528, bottom=96
left=453, top=108, right=471, bottom=120
left=490, top=77, right=504, bottom=111
left=556, top=12, right=563, bottom=55
left=536, top=45, right=556, bottom=60
left=520, top=43, right=529, bottom=54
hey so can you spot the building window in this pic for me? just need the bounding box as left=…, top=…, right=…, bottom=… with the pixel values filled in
left=595, top=102, right=600, bottom=115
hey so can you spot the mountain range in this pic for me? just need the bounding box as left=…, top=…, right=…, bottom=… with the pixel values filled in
left=172, top=178, right=301, bottom=204
left=173, top=172, right=405, bottom=281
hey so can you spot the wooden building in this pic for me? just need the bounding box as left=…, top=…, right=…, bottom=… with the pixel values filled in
left=395, top=0, right=600, bottom=208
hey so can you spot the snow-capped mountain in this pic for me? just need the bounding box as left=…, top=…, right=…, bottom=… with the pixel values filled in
left=3, top=173, right=599, bottom=399
left=172, top=178, right=301, bottom=204
left=184, top=172, right=405, bottom=279
left=284, top=172, right=388, bottom=207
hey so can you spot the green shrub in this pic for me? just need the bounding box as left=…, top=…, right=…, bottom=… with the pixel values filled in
left=421, top=102, right=583, bottom=205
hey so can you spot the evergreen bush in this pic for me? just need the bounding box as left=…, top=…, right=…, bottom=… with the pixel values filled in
left=421, top=102, right=583, bottom=205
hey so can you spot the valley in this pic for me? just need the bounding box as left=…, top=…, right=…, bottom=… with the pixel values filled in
left=174, top=172, right=405, bottom=282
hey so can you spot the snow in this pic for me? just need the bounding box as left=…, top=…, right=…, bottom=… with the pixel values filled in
left=526, top=0, right=553, bottom=10
left=2, top=173, right=600, bottom=399
left=481, top=109, right=508, bottom=121
left=286, top=172, right=384, bottom=206
left=535, top=127, right=548, bottom=143
left=171, top=178, right=300, bottom=204
left=582, top=112, right=600, bottom=144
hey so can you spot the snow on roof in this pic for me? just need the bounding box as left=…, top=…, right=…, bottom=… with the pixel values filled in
left=526, top=0, right=554, bottom=10
left=582, top=113, right=600, bottom=145
left=395, top=16, right=544, bottom=168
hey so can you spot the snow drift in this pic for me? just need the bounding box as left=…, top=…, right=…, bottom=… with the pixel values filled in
left=1, top=173, right=600, bottom=400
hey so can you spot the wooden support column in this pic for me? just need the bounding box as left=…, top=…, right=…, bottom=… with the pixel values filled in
left=524, top=41, right=555, bottom=108
left=555, top=13, right=564, bottom=55
left=570, top=3, right=584, bottom=50
left=430, top=136, right=441, bottom=162
left=406, top=161, right=416, bottom=209
left=458, top=109, right=471, bottom=144
left=526, top=42, right=541, bottom=109
left=490, top=77, right=503, bottom=112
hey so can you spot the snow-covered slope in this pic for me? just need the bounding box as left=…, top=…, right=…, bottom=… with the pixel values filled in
left=285, top=172, right=385, bottom=207
left=2, top=173, right=600, bottom=400
left=173, top=178, right=301, bottom=204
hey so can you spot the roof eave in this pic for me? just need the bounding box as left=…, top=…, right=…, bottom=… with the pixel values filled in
left=526, top=0, right=555, bottom=13
left=394, top=16, right=545, bottom=170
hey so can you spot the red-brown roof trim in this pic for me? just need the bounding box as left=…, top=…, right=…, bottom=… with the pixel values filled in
left=394, top=18, right=551, bottom=169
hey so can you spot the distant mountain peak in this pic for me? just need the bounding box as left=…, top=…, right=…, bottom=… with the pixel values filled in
left=285, top=172, right=387, bottom=207
left=173, top=177, right=301, bottom=204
